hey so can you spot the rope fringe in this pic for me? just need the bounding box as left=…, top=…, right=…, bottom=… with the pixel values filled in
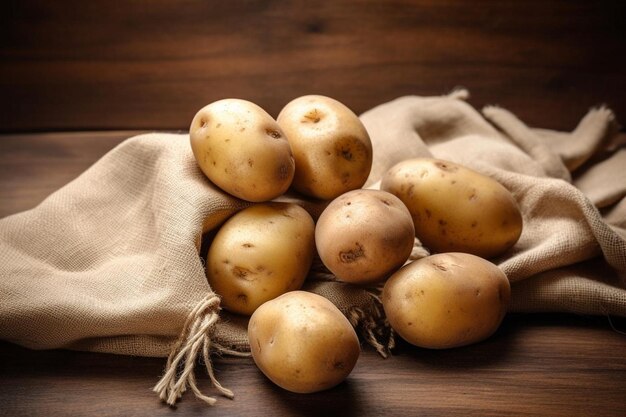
left=348, top=290, right=395, bottom=359
left=153, top=294, right=234, bottom=406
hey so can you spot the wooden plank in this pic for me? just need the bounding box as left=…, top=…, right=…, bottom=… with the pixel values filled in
left=0, top=131, right=144, bottom=217
left=1, top=131, right=626, bottom=416
left=1, top=0, right=625, bottom=132
left=1, top=314, right=625, bottom=416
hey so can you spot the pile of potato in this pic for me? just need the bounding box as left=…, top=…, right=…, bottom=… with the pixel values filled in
left=190, top=95, right=522, bottom=393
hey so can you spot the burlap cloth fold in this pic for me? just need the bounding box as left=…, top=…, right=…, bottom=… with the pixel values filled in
left=360, top=89, right=625, bottom=315
left=1, top=90, right=625, bottom=405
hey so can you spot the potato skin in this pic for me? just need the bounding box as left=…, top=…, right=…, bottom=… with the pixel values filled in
left=381, top=158, right=522, bottom=258
left=382, top=253, right=511, bottom=349
left=248, top=291, right=360, bottom=393
left=207, top=203, right=315, bottom=316
left=190, top=98, right=295, bottom=202
left=315, top=189, right=415, bottom=284
left=277, top=95, right=373, bottom=200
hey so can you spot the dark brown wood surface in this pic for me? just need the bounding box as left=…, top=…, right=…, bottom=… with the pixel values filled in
left=2, top=0, right=626, bottom=132
left=2, top=1, right=626, bottom=415
left=1, top=313, right=625, bottom=417
left=1, top=131, right=625, bottom=416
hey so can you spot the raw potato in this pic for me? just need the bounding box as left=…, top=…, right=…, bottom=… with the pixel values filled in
left=381, top=158, right=523, bottom=258
left=277, top=95, right=373, bottom=200
left=248, top=291, right=360, bottom=393
left=206, top=203, right=315, bottom=315
left=315, top=189, right=415, bottom=284
left=382, top=253, right=511, bottom=349
left=190, top=98, right=295, bottom=202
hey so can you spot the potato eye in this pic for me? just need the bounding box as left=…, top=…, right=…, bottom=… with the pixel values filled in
left=266, top=129, right=282, bottom=139
left=302, top=109, right=322, bottom=123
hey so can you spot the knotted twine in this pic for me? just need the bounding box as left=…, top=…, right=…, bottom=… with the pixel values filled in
left=1, top=90, right=625, bottom=406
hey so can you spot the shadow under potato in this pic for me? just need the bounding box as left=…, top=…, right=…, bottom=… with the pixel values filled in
left=388, top=312, right=625, bottom=371
left=389, top=325, right=517, bottom=371
left=263, top=373, right=364, bottom=417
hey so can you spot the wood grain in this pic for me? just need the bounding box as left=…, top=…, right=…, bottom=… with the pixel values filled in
left=1, top=132, right=625, bottom=416
left=2, top=3, right=626, bottom=413
left=0, top=131, right=143, bottom=217
left=1, top=314, right=625, bottom=417
left=2, top=0, right=625, bottom=132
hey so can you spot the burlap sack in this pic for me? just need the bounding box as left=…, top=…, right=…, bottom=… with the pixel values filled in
left=0, top=130, right=389, bottom=405
left=1, top=90, right=625, bottom=405
left=361, top=89, right=626, bottom=317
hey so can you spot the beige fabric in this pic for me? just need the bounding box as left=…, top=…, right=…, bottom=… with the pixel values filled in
left=361, top=90, right=626, bottom=316
left=0, top=133, right=382, bottom=359
left=0, top=135, right=246, bottom=356
left=1, top=90, right=625, bottom=364
left=0, top=132, right=387, bottom=406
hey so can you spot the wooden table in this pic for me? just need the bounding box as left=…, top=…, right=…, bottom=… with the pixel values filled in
left=1, top=131, right=625, bottom=416
left=2, top=1, right=626, bottom=414
left=2, top=1, right=626, bottom=132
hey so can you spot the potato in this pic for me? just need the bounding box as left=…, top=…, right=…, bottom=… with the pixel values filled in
left=382, top=252, right=511, bottom=349
left=277, top=95, right=373, bottom=200
left=381, top=158, right=522, bottom=258
left=315, top=189, right=415, bottom=284
left=248, top=291, right=360, bottom=393
left=190, top=98, right=295, bottom=202
left=206, top=203, right=315, bottom=315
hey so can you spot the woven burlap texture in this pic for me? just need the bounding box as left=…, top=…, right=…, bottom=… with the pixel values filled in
left=0, top=90, right=625, bottom=403
left=361, top=90, right=626, bottom=316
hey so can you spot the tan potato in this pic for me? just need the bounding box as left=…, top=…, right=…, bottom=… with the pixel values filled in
left=190, top=98, right=295, bottom=202
left=248, top=291, right=360, bottom=393
left=277, top=95, right=372, bottom=200
left=315, top=189, right=415, bottom=284
left=382, top=253, right=511, bottom=349
left=206, top=203, right=315, bottom=315
left=381, top=158, right=522, bottom=258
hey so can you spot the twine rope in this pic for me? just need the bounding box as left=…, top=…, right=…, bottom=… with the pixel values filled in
left=153, top=294, right=234, bottom=406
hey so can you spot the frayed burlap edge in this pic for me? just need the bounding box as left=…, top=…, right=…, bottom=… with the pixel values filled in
left=152, top=286, right=397, bottom=406
left=152, top=294, right=247, bottom=406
